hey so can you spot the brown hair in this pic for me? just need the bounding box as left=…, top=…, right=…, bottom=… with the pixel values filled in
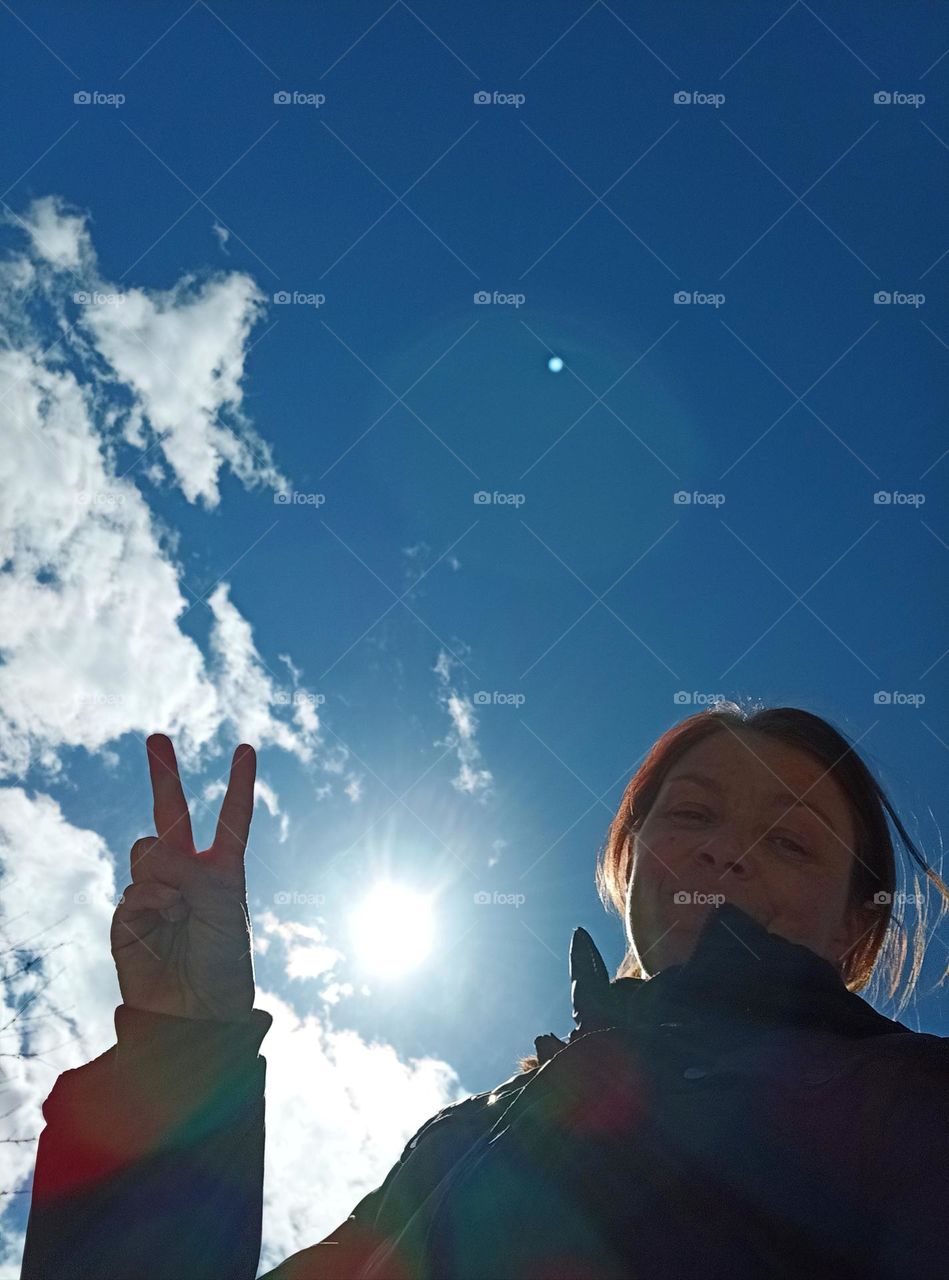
left=517, top=700, right=949, bottom=1073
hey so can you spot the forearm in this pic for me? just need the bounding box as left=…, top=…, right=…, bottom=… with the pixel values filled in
left=21, top=1004, right=272, bottom=1280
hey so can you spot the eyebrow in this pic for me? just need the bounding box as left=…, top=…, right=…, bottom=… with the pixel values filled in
left=664, top=771, right=839, bottom=836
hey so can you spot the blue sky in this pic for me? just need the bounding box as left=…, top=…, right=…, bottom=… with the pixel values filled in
left=1, top=1, right=948, bottom=1272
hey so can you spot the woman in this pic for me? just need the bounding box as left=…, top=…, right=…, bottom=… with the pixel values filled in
left=20, top=702, right=949, bottom=1279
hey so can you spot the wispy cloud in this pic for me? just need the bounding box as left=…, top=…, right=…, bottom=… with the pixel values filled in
left=433, top=649, right=493, bottom=799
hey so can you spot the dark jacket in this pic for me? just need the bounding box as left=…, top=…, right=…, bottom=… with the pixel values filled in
left=21, top=902, right=949, bottom=1279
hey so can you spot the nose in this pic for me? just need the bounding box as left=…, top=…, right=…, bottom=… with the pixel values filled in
left=694, top=833, right=752, bottom=879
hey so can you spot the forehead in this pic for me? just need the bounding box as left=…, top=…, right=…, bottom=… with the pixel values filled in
left=662, top=730, right=855, bottom=839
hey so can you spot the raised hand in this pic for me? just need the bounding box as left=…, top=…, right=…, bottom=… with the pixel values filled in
left=110, top=733, right=258, bottom=1021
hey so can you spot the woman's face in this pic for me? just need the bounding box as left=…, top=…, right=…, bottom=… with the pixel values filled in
left=626, top=728, right=873, bottom=977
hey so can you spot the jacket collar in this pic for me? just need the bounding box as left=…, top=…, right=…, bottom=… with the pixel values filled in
left=531, top=902, right=908, bottom=1068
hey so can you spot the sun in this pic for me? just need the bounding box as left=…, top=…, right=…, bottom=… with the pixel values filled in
left=348, top=881, right=436, bottom=979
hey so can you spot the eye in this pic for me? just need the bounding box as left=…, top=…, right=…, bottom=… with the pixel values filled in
left=669, top=809, right=810, bottom=857
left=773, top=835, right=809, bottom=857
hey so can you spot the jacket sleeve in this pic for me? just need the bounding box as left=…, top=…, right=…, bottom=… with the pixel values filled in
left=20, top=1002, right=273, bottom=1280
left=257, top=1081, right=533, bottom=1280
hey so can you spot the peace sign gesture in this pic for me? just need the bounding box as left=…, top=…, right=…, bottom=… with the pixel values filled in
left=110, top=734, right=259, bottom=1021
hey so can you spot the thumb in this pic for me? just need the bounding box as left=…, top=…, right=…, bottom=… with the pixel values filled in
left=570, top=926, right=612, bottom=1031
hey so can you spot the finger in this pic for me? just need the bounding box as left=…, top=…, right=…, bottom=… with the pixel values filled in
left=129, top=835, right=160, bottom=880
left=212, top=743, right=256, bottom=864
left=147, top=733, right=196, bottom=855
left=111, top=881, right=184, bottom=950
left=115, top=881, right=183, bottom=919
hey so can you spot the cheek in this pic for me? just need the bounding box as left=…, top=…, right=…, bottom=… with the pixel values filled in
left=770, top=872, right=842, bottom=926
left=631, top=831, right=692, bottom=883
left=627, top=833, right=687, bottom=915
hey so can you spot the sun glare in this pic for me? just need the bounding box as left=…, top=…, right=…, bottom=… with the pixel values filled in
left=348, top=882, right=435, bottom=979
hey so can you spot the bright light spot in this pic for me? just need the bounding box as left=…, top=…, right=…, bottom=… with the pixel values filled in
left=349, top=882, right=435, bottom=979
left=547, top=355, right=563, bottom=373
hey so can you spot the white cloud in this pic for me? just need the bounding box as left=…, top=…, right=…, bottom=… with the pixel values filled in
left=344, top=775, right=364, bottom=803
left=433, top=650, right=493, bottom=800
left=319, top=980, right=353, bottom=1005
left=257, top=910, right=343, bottom=982
left=0, top=196, right=318, bottom=778
left=211, top=222, right=230, bottom=253
left=83, top=272, right=283, bottom=508
left=254, top=985, right=466, bottom=1274
left=5, top=194, right=286, bottom=510
left=15, top=194, right=92, bottom=270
